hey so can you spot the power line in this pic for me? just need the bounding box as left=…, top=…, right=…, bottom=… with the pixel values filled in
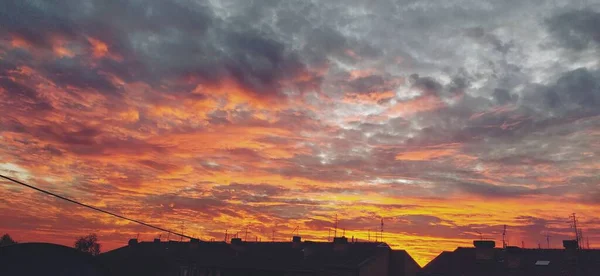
left=0, top=174, right=196, bottom=240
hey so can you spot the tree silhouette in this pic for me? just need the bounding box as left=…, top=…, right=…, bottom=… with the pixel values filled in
left=0, top=234, right=17, bottom=246
left=74, top=233, right=101, bottom=256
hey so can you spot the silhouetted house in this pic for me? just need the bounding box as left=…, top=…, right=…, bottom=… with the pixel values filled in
left=419, top=240, right=600, bottom=276
left=0, top=242, right=108, bottom=276
left=99, top=236, right=421, bottom=276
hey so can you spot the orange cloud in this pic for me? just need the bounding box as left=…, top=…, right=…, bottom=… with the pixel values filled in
left=396, top=144, right=461, bottom=161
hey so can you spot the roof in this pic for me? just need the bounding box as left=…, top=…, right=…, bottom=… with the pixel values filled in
left=99, top=240, right=396, bottom=273
left=421, top=247, right=600, bottom=276
left=0, top=243, right=107, bottom=276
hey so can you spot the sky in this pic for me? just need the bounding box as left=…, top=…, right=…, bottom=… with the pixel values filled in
left=1, top=0, right=600, bottom=266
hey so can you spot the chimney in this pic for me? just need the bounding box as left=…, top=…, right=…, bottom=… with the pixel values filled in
left=563, top=239, right=579, bottom=267
left=189, top=238, right=200, bottom=249
left=333, top=236, right=349, bottom=253
left=473, top=240, right=495, bottom=261
left=563, top=240, right=578, bottom=250
left=128, top=239, right=138, bottom=246
left=292, top=236, right=302, bottom=248
left=231, top=237, right=243, bottom=245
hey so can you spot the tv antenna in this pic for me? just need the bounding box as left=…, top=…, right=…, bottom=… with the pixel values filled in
left=475, top=230, right=483, bottom=240
left=245, top=226, right=249, bottom=241
left=334, top=214, right=338, bottom=238
left=545, top=232, right=551, bottom=249
left=292, top=226, right=299, bottom=236
left=569, top=213, right=579, bottom=246
left=380, top=217, right=384, bottom=242
left=502, top=225, right=507, bottom=248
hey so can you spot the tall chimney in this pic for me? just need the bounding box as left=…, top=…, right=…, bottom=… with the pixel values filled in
left=128, top=239, right=138, bottom=246
left=292, top=236, right=302, bottom=248
left=473, top=240, right=495, bottom=261
left=333, top=236, right=349, bottom=253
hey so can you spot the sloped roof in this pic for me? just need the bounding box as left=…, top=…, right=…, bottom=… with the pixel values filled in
left=0, top=243, right=107, bottom=276
left=421, top=247, right=600, bottom=276
left=99, top=240, right=395, bottom=273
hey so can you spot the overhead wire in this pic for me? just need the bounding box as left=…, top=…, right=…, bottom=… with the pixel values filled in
left=0, top=174, right=196, bottom=240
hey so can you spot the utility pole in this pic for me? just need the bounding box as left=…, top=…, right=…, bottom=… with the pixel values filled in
left=545, top=233, right=551, bottom=249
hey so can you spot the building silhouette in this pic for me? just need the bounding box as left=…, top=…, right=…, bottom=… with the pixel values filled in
left=98, top=236, right=421, bottom=276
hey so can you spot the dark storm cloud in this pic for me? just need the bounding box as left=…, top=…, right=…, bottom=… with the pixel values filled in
left=546, top=10, right=600, bottom=51
left=523, top=68, right=600, bottom=113
left=42, top=57, right=121, bottom=94
left=0, top=0, right=317, bottom=99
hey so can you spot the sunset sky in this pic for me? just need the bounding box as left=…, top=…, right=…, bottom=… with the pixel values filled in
left=1, top=0, right=600, bottom=266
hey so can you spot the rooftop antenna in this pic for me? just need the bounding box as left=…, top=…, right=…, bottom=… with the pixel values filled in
left=343, top=228, right=346, bottom=237
left=380, top=217, right=384, bottom=242
left=328, top=229, right=331, bottom=242
left=502, top=225, right=507, bottom=249
left=180, top=221, right=184, bottom=242
left=521, top=241, right=525, bottom=248
left=272, top=229, right=275, bottom=242
left=538, top=243, right=541, bottom=249
left=334, top=214, right=338, bottom=238
left=475, top=231, right=483, bottom=240
left=569, top=213, right=579, bottom=246
left=587, top=237, right=590, bottom=249
left=136, top=233, right=140, bottom=240
left=245, top=226, right=249, bottom=241
left=545, top=232, right=551, bottom=249
left=292, top=226, right=299, bottom=236
left=578, top=229, right=584, bottom=249
left=224, top=230, right=228, bottom=242
left=368, top=229, right=370, bottom=241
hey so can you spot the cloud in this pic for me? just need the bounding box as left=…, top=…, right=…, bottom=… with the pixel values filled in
left=546, top=10, right=600, bottom=51
left=2, top=0, right=600, bottom=267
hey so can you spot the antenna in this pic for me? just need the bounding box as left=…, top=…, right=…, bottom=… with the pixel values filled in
left=587, top=237, right=590, bottom=249
left=570, top=213, right=579, bottom=246
left=328, top=229, right=331, bottom=242
left=180, top=221, right=184, bottom=242
left=245, top=226, right=249, bottom=241
left=545, top=232, right=551, bottom=249
left=167, top=232, right=171, bottom=241
left=272, top=229, right=275, bottom=242
left=292, top=226, right=299, bottom=236
left=502, top=225, right=507, bottom=249
left=578, top=230, right=584, bottom=249
left=475, top=231, right=483, bottom=240
left=334, top=214, right=338, bottom=238
left=521, top=241, right=525, bottom=248
left=368, top=229, right=370, bottom=241
left=380, top=217, right=384, bottom=242
left=224, top=230, right=228, bottom=242
left=343, top=228, right=346, bottom=237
